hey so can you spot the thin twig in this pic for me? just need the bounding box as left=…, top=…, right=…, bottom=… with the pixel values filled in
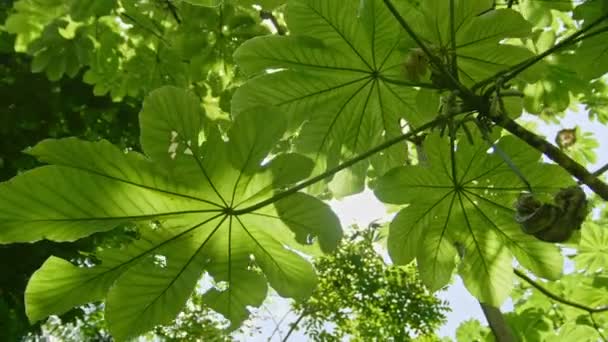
left=592, top=162, right=608, bottom=178
left=281, top=310, right=307, bottom=342
left=268, top=308, right=293, bottom=341
left=260, top=10, right=286, bottom=35
left=570, top=26, right=608, bottom=46
left=515, top=269, right=608, bottom=313
left=493, top=116, right=608, bottom=200
left=475, top=118, right=532, bottom=192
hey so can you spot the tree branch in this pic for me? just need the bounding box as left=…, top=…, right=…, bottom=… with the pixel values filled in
left=480, top=303, right=515, bottom=342
left=281, top=310, right=307, bottom=342
left=593, top=162, right=608, bottom=179
left=382, top=0, right=471, bottom=98
left=268, top=308, right=293, bottom=341
left=493, top=116, right=608, bottom=200
left=515, top=269, right=608, bottom=313
left=260, top=10, right=286, bottom=35
left=234, top=118, right=441, bottom=214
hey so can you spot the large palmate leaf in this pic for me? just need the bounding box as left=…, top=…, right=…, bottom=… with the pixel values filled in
left=0, top=86, right=342, bottom=340
left=374, top=132, right=572, bottom=305
left=233, top=0, right=424, bottom=195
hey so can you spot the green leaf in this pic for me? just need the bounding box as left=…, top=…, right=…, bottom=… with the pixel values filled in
left=518, top=0, right=573, bottom=28
left=25, top=227, right=176, bottom=322
left=28, top=20, right=93, bottom=80
left=402, top=0, right=539, bottom=86
left=274, top=192, right=342, bottom=253
left=375, top=132, right=569, bottom=305
left=568, top=0, right=608, bottom=80
left=4, top=0, right=69, bottom=51
left=505, top=308, right=552, bottom=341
left=554, top=322, right=600, bottom=342
left=233, top=0, right=421, bottom=195
left=181, top=0, right=222, bottom=7
left=70, top=0, right=116, bottom=21
left=6, top=87, right=341, bottom=340
left=456, top=319, right=491, bottom=342
left=573, top=222, right=608, bottom=273
left=203, top=270, right=267, bottom=329
left=229, top=0, right=285, bottom=8
left=139, top=86, right=205, bottom=169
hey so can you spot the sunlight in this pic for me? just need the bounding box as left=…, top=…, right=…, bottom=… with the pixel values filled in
left=328, top=188, right=392, bottom=228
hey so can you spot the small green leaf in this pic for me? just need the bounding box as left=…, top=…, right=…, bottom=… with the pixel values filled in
left=574, top=222, right=608, bottom=273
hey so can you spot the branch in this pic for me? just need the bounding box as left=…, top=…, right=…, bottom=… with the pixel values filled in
left=381, top=0, right=471, bottom=98
left=268, top=308, right=294, bottom=341
left=473, top=11, right=608, bottom=94
left=593, top=162, right=608, bottom=179
left=281, top=310, right=307, bottom=342
left=590, top=313, right=608, bottom=342
left=570, top=25, right=608, bottom=46
left=260, top=10, right=286, bottom=35
left=234, top=118, right=441, bottom=214
left=479, top=303, right=516, bottom=342
left=493, top=116, right=608, bottom=201
left=515, top=269, right=608, bottom=313
left=507, top=0, right=515, bottom=9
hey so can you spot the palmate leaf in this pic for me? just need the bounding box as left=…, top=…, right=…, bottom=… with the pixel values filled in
left=573, top=222, right=608, bottom=273
left=0, top=86, right=342, bottom=340
left=567, top=0, right=608, bottom=80
left=374, top=132, right=572, bottom=305
left=233, top=0, right=423, bottom=195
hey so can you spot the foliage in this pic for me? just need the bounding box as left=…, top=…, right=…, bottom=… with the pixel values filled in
left=36, top=295, right=233, bottom=342
left=293, top=225, right=449, bottom=341
left=1, top=0, right=608, bottom=340
left=0, top=3, right=140, bottom=338
left=455, top=218, right=608, bottom=342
